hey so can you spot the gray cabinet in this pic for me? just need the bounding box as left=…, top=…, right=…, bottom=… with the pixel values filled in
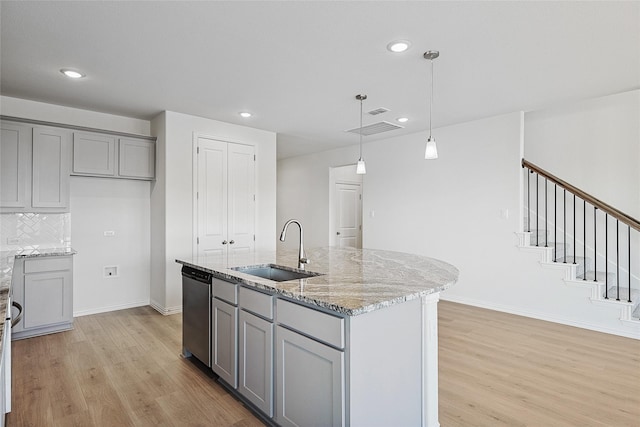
left=12, top=256, right=74, bottom=339
left=0, top=296, right=11, bottom=424
left=238, top=286, right=274, bottom=417
left=275, top=299, right=345, bottom=427
left=72, top=132, right=155, bottom=180
left=211, top=278, right=238, bottom=388
left=0, top=121, right=70, bottom=213
left=72, top=132, right=116, bottom=176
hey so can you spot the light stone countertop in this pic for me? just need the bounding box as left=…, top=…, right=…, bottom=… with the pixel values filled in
left=176, top=247, right=459, bottom=316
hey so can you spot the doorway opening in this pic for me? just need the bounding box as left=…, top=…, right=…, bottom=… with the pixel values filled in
left=329, top=164, right=363, bottom=248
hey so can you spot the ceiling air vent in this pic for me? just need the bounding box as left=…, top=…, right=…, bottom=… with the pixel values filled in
left=345, top=121, right=404, bottom=136
left=367, top=107, right=389, bottom=116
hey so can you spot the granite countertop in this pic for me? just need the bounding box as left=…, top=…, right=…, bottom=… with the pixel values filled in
left=176, top=247, right=459, bottom=316
left=0, top=247, right=77, bottom=355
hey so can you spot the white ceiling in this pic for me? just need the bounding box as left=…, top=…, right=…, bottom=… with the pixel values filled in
left=1, top=1, right=638, bottom=159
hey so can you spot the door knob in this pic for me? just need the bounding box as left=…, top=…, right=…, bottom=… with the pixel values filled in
left=222, top=240, right=228, bottom=245
left=229, top=240, right=235, bottom=245
left=336, top=232, right=341, bottom=235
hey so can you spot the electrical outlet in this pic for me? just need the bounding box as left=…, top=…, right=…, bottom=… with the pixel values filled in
left=104, top=230, right=115, bottom=237
left=6, top=237, right=20, bottom=245
left=104, top=266, right=118, bottom=278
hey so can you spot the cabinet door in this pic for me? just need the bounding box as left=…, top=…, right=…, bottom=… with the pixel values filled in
left=212, top=298, right=238, bottom=388
left=32, top=127, right=70, bottom=209
left=197, top=138, right=228, bottom=256
left=238, top=310, right=273, bottom=416
left=118, top=138, right=155, bottom=179
left=276, top=326, right=345, bottom=427
left=23, top=270, right=73, bottom=330
left=0, top=122, right=31, bottom=210
left=227, top=143, right=255, bottom=254
left=72, top=132, right=116, bottom=176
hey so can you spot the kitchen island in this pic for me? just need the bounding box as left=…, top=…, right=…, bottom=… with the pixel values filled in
left=176, top=247, right=458, bottom=427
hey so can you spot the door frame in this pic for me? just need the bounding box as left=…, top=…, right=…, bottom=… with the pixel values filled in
left=192, top=132, right=257, bottom=257
left=329, top=164, right=363, bottom=248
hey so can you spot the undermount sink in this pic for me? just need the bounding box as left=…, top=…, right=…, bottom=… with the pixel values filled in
left=232, top=264, right=322, bottom=282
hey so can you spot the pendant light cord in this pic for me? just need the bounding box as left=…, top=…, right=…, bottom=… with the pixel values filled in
left=359, top=96, right=363, bottom=159
left=429, top=58, right=433, bottom=139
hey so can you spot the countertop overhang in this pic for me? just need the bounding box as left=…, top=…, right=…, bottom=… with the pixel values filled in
left=176, top=247, right=459, bottom=316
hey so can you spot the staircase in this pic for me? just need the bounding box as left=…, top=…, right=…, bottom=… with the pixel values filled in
left=519, top=160, right=640, bottom=334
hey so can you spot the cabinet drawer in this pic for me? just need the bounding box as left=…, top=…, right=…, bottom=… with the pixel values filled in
left=24, top=257, right=72, bottom=274
left=213, top=278, right=237, bottom=305
left=276, top=299, right=344, bottom=349
left=239, top=286, right=274, bottom=320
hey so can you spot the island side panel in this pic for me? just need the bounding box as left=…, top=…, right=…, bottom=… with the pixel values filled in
left=422, top=292, right=440, bottom=427
left=348, top=297, right=423, bottom=426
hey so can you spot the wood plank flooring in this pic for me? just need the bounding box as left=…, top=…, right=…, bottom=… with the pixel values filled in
left=7, top=302, right=640, bottom=426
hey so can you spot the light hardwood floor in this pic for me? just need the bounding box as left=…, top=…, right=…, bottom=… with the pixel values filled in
left=7, top=301, right=640, bottom=426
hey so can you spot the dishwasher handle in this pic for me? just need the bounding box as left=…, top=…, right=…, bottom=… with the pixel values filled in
left=11, top=301, right=23, bottom=328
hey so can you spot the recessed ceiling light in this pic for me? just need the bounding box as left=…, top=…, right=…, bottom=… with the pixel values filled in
left=60, top=69, right=85, bottom=79
left=396, top=117, right=409, bottom=123
left=387, top=40, right=411, bottom=53
left=239, top=112, right=252, bottom=118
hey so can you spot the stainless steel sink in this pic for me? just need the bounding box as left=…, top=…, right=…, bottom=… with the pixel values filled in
left=232, top=264, right=322, bottom=282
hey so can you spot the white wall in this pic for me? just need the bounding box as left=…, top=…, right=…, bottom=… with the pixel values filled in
left=278, top=105, right=638, bottom=337
left=278, top=148, right=361, bottom=251
left=150, top=111, right=277, bottom=313
left=0, top=95, right=151, bottom=135
left=70, top=177, right=150, bottom=315
left=0, top=97, right=154, bottom=316
left=525, top=90, right=640, bottom=218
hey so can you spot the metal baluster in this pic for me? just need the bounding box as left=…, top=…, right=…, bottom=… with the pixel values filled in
left=593, top=206, right=597, bottom=282
left=583, top=200, right=586, bottom=280
left=545, top=178, right=548, bottom=247
left=563, top=189, right=566, bottom=263
left=573, top=194, right=576, bottom=263
left=616, top=220, right=620, bottom=301
left=527, top=170, right=531, bottom=232
left=554, top=184, right=557, bottom=260
left=536, top=174, right=540, bottom=246
left=628, top=226, right=632, bottom=303
left=605, top=213, right=608, bottom=299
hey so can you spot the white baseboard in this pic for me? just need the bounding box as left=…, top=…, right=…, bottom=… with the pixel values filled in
left=73, top=299, right=150, bottom=317
left=440, top=294, right=640, bottom=340
left=149, top=300, right=182, bottom=316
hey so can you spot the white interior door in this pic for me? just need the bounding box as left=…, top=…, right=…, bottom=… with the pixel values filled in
left=334, top=182, right=362, bottom=248
left=227, top=143, right=255, bottom=254
left=197, top=138, right=228, bottom=256
left=196, top=137, right=255, bottom=257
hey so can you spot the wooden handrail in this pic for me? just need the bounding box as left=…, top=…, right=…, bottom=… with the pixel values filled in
left=522, top=159, right=640, bottom=232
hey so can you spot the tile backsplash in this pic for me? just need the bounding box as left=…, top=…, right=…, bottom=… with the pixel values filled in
left=0, top=213, right=71, bottom=252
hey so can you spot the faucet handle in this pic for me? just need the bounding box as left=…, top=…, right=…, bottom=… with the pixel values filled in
left=300, top=257, right=310, bottom=265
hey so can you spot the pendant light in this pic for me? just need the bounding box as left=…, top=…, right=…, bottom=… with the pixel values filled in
left=424, top=50, right=439, bottom=159
left=355, top=94, right=367, bottom=174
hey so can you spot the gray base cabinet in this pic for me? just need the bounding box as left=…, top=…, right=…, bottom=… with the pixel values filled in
left=12, top=256, right=74, bottom=340
left=211, top=278, right=238, bottom=388
left=275, top=325, right=344, bottom=427
left=238, top=286, right=274, bottom=417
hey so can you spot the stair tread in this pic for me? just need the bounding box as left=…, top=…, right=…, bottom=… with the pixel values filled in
left=604, top=286, right=640, bottom=302
left=576, top=271, right=616, bottom=283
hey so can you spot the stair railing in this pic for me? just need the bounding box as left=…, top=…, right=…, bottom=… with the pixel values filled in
left=522, top=159, right=639, bottom=303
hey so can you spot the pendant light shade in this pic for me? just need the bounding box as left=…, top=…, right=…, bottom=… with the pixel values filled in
left=424, top=50, right=439, bottom=160
left=355, top=94, right=367, bottom=174
left=425, top=136, right=438, bottom=159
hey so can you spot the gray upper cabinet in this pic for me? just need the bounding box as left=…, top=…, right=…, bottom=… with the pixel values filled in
left=0, top=121, right=70, bottom=213
left=72, top=132, right=116, bottom=176
left=118, top=138, right=155, bottom=179
left=32, top=127, right=71, bottom=209
left=72, top=132, right=155, bottom=181
left=0, top=122, right=30, bottom=209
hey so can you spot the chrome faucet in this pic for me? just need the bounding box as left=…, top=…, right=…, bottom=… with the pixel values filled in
left=279, top=219, right=309, bottom=270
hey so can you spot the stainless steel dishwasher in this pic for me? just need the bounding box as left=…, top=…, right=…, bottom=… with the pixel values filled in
left=182, top=266, right=212, bottom=367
